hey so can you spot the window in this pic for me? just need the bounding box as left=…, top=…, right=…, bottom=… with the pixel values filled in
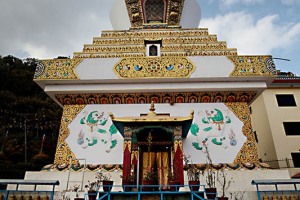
left=253, top=131, right=258, bottom=143
left=276, top=94, right=296, bottom=107
left=145, top=40, right=162, bottom=57
left=291, top=153, right=300, bottom=168
left=149, top=45, right=158, bottom=56
left=283, top=122, right=300, bottom=136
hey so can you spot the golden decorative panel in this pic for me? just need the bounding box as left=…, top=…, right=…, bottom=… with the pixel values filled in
left=124, top=0, right=185, bottom=28
left=113, top=57, right=195, bottom=78
left=54, top=105, right=85, bottom=165
left=225, top=102, right=259, bottom=164
left=124, top=0, right=144, bottom=27
left=228, top=56, right=277, bottom=76
left=34, top=58, right=82, bottom=80
left=167, top=0, right=185, bottom=26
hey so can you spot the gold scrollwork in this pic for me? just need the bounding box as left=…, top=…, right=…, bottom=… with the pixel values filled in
left=225, top=102, right=259, bottom=164
left=228, top=56, right=277, bottom=77
left=34, top=58, right=82, bottom=80
left=54, top=105, right=85, bottom=165
left=114, top=57, right=195, bottom=78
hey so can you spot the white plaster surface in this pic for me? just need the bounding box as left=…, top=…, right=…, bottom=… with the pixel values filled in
left=180, top=0, right=201, bottom=28
left=189, top=56, right=235, bottom=78
left=110, top=0, right=130, bottom=30
left=75, top=58, right=120, bottom=80
left=44, top=82, right=267, bottom=94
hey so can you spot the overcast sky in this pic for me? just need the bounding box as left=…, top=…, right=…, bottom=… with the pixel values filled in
left=0, top=0, right=299, bottom=75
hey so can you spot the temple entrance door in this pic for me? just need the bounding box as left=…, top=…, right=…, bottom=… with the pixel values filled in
left=137, top=127, right=173, bottom=189
left=141, top=147, right=171, bottom=189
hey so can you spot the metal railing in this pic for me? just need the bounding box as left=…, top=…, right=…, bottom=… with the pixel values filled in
left=84, top=184, right=216, bottom=200
left=0, top=179, right=60, bottom=200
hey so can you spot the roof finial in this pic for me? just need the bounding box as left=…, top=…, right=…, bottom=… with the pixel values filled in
left=150, top=101, right=155, bottom=112
left=147, top=101, right=157, bottom=117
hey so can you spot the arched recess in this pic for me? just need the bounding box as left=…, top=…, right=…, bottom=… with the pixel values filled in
left=143, top=0, right=167, bottom=23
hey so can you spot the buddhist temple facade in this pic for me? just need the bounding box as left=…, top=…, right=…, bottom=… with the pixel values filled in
left=33, top=0, right=282, bottom=196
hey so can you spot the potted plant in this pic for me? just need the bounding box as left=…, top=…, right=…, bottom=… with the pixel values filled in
left=85, top=171, right=113, bottom=198
left=100, top=173, right=113, bottom=192
left=143, top=169, right=158, bottom=191
left=217, top=169, right=232, bottom=200
left=184, top=154, right=201, bottom=192
left=85, top=180, right=100, bottom=200
left=203, top=143, right=217, bottom=199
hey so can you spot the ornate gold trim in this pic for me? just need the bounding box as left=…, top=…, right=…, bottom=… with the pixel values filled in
left=225, top=102, right=259, bottom=164
left=113, top=57, right=195, bottom=78
left=124, top=0, right=144, bottom=27
left=228, top=56, right=277, bottom=76
left=34, top=58, right=82, bottom=80
left=100, top=29, right=209, bottom=38
left=166, top=0, right=185, bottom=26
left=55, top=91, right=257, bottom=105
left=54, top=105, right=85, bottom=165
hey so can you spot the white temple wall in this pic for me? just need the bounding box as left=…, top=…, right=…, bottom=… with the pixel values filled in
left=57, top=103, right=255, bottom=166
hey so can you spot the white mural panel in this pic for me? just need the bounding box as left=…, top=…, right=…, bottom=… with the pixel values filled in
left=65, top=103, right=247, bottom=165
left=183, top=104, right=246, bottom=164
left=67, top=106, right=124, bottom=165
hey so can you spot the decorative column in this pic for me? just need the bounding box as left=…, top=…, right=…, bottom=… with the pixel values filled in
left=173, top=126, right=184, bottom=185
left=122, top=126, right=132, bottom=185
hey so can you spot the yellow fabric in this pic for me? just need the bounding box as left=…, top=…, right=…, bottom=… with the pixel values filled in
left=142, top=152, right=169, bottom=187
left=142, top=152, right=156, bottom=180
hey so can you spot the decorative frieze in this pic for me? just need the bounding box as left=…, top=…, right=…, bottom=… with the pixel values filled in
left=225, top=102, right=259, bottom=164
left=92, top=35, right=217, bottom=46
left=34, top=59, right=82, bottom=80
left=54, top=91, right=257, bottom=105
left=114, top=57, right=195, bottom=78
left=100, top=29, right=209, bottom=38
left=228, top=56, right=277, bottom=76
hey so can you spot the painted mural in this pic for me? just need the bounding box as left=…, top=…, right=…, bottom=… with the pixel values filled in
left=54, top=103, right=257, bottom=169
left=66, top=107, right=124, bottom=165
left=183, top=104, right=247, bottom=164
